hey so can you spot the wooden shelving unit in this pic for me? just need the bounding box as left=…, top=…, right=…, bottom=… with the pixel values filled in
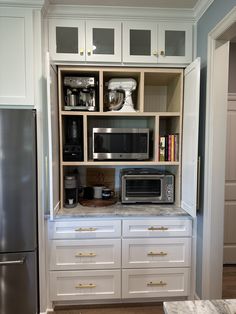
left=57, top=66, right=184, bottom=208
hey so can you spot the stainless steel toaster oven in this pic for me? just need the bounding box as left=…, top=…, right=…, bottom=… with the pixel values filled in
left=120, top=168, right=174, bottom=204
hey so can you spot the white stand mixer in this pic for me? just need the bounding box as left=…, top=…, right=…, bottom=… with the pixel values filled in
left=107, top=78, right=137, bottom=112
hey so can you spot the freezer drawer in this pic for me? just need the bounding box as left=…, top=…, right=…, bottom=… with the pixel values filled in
left=0, top=251, right=38, bottom=314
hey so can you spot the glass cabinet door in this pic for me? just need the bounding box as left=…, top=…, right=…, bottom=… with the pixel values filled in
left=86, top=21, right=121, bottom=62
left=123, top=22, right=158, bottom=63
left=158, top=23, right=192, bottom=64
left=49, top=19, right=85, bottom=61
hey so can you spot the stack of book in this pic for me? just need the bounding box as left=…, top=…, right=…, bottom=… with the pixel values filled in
left=159, top=134, right=179, bottom=162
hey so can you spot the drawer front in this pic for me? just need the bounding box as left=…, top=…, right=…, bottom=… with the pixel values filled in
left=49, top=220, right=121, bottom=239
left=122, top=219, right=192, bottom=237
left=122, top=268, right=189, bottom=298
left=50, top=270, right=121, bottom=301
left=122, top=238, right=191, bottom=268
left=50, top=239, right=121, bottom=270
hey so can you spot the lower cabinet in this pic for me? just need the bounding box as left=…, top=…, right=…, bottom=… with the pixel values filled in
left=122, top=268, right=190, bottom=298
left=50, top=270, right=121, bottom=301
left=48, top=217, right=192, bottom=303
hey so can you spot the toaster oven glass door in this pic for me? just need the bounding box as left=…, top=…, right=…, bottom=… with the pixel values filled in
left=126, top=178, right=161, bottom=197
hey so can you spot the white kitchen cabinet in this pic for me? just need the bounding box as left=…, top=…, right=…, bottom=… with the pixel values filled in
left=49, top=220, right=121, bottom=239
left=48, top=216, right=192, bottom=303
left=123, top=21, right=158, bottom=63
left=122, top=238, right=191, bottom=268
left=85, top=20, right=121, bottom=62
left=49, top=219, right=122, bottom=302
left=158, top=23, right=193, bottom=64
left=49, top=19, right=121, bottom=62
left=122, top=268, right=190, bottom=298
left=50, top=238, right=121, bottom=270
left=49, top=19, right=86, bottom=62
left=0, top=8, right=34, bottom=106
left=123, top=21, right=192, bottom=64
left=122, top=217, right=192, bottom=299
left=50, top=269, right=121, bottom=301
left=122, top=219, right=192, bottom=238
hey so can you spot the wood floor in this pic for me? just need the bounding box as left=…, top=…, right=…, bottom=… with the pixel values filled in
left=222, top=265, right=236, bottom=299
left=50, top=303, right=165, bottom=314
left=50, top=266, right=236, bottom=314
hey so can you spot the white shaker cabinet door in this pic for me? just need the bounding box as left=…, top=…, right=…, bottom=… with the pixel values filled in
left=0, top=8, right=34, bottom=106
left=158, top=22, right=192, bottom=64
left=86, top=20, right=121, bottom=62
left=123, top=21, right=158, bottom=63
left=181, top=58, right=200, bottom=217
left=49, top=19, right=86, bottom=62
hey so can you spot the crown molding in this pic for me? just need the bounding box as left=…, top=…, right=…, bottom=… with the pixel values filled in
left=0, top=0, right=45, bottom=8
left=194, top=0, right=214, bottom=22
left=47, top=4, right=195, bottom=22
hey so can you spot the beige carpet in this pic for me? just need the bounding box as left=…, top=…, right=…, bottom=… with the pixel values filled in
left=50, top=303, right=164, bottom=314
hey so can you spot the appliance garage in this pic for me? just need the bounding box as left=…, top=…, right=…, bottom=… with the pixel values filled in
left=47, top=59, right=199, bottom=307
left=56, top=66, right=184, bottom=209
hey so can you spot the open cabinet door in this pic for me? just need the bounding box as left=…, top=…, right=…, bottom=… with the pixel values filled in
left=181, top=57, right=200, bottom=217
left=46, top=52, right=60, bottom=219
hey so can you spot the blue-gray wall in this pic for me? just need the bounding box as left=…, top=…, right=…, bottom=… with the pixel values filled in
left=196, top=0, right=236, bottom=298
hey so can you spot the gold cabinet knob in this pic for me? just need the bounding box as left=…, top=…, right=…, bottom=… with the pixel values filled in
left=87, top=49, right=92, bottom=56
left=160, top=50, right=165, bottom=56
left=79, top=48, right=84, bottom=56
left=153, top=50, right=158, bottom=57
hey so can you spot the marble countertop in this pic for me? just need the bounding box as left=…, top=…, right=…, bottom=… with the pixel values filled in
left=55, top=202, right=189, bottom=219
left=164, top=300, right=236, bottom=314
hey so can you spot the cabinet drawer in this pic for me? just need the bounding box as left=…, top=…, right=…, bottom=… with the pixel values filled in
left=49, top=220, right=121, bottom=239
left=122, top=268, right=189, bottom=298
left=122, top=219, right=192, bottom=237
left=50, top=270, right=121, bottom=301
left=50, top=239, right=121, bottom=270
left=122, top=238, right=191, bottom=268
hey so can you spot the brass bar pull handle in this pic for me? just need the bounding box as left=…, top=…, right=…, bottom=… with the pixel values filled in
left=75, top=283, right=96, bottom=288
left=148, top=226, right=169, bottom=231
left=147, top=281, right=167, bottom=287
left=75, top=227, right=97, bottom=232
left=147, top=251, right=167, bottom=256
left=75, top=252, right=96, bottom=257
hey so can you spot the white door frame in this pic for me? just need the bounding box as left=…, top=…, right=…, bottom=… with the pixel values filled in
left=202, top=6, right=236, bottom=299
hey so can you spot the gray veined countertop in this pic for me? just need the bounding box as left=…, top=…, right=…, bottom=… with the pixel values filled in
left=54, top=202, right=190, bottom=219
left=164, top=299, right=236, bottom=314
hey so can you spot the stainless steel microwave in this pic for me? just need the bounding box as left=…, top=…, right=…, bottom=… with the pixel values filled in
left=120, top=168, right=174, bottom=204
left=92, top=128, right=149, bottom=160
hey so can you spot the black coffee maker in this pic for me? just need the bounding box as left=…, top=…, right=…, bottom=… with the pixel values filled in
left=64, top=175, right=78, bottom=208
left=63, top=117, right=83, bottom=161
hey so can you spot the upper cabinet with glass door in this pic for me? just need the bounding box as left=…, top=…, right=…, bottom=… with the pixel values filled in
left=49, top=19, right=121, bottom=62
left=158, top=23, right=192, bottom=64
left=123, top=22, right=158, bottom=63
left=123, top=21, right=192, bottom=64
left=49, top=19, right=86, bottom=61
left=86, top=20, right=121, bottom=62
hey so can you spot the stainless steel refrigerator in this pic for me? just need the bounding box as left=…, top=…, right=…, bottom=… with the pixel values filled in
left=0, top=109, right=38, bottom=314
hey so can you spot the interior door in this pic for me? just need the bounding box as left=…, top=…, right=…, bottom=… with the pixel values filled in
left=181, top=57, right=200, bottom=217
left=46, top=52, right=60, bottom=219
left=224, top=94, right=236, bottom=263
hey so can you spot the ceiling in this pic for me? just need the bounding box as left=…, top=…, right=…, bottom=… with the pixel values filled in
left=49, top=0, right=199, bottom=9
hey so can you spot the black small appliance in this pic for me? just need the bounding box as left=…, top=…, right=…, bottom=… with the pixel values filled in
left=63, top=117, right=83, bottom=161
left=64, top=175, right=78, bottom=208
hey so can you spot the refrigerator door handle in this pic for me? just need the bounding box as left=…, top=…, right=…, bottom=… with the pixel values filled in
left=0, top=258, right=25, bottom=266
